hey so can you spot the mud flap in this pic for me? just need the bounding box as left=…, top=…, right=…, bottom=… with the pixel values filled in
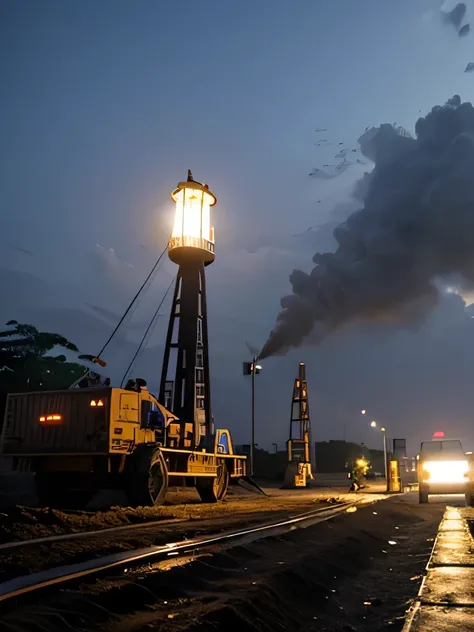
left=236, top=476, right=267, bottom=496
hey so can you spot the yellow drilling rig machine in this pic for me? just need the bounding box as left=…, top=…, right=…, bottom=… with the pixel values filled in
left=0, top=172, right=262, bottom=508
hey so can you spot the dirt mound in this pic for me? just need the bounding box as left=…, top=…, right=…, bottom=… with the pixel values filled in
left=0, top=504, right=177, bottom=544
left=0, top=489, right=342, bottom=544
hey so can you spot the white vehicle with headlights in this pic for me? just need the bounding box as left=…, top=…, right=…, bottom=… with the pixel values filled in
left=418, top=439, right=469, bottom=504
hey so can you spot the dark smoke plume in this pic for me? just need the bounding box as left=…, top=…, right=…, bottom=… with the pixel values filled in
left=259, top=96, right=474, bottom=360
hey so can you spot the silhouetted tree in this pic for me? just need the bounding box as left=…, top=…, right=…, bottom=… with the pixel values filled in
left=0, top=320, right=89, bottom=393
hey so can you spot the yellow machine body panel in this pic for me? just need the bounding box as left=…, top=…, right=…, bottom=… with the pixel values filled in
left=108, top=388, right=178, bottom=454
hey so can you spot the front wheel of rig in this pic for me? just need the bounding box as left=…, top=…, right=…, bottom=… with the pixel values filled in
left=196, top=459, right=229, bottom=503
left=148, top=450, right=169, bottom=506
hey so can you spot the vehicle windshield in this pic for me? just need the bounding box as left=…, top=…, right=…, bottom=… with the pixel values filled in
left=420, top=440, right=464, bottom=460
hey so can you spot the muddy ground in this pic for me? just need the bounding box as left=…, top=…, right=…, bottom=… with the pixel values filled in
left=0, top=496, right=346, bottom=582
left=0, top=486, right=352, bottom=544
left=0, top=494, right=447, bottom=632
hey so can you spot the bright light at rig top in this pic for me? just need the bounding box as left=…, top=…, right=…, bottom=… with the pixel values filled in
left=171, top=185, right=215, bottom=242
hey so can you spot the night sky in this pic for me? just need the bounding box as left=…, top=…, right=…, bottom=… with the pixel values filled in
left=2, top=0, right=474, bottom=454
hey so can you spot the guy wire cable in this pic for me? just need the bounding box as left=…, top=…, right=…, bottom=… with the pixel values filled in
left=93, top=237, right=170, bottom=363
left=120, top=275, right=176, bottom=386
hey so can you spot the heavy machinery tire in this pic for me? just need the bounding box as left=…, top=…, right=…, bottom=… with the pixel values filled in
left=148, top=450, right=169, bottom=506
left=419, top=489, right=429, bottom=504
left=216, top=460, right=230, bottom=501
left=125, top=448, right=169, bottom=507
left=126, top=473, right=153, bottom=507
left=196, top=460, right=229, bottom=503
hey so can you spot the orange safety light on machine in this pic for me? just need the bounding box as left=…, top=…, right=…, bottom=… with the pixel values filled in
left=90, top=399, right=104, bottom=408
left=93, top=357, right=107, bottom=368
left=39, top=414, right=63, bottom=425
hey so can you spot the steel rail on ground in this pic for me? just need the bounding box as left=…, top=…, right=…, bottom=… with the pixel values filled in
left=0, top=500, right=364, bottom=605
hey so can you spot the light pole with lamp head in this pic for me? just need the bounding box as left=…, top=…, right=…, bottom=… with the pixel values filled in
left=369, top=419, right=388, bottom=489
left=243, top=358, right=262, bottom=477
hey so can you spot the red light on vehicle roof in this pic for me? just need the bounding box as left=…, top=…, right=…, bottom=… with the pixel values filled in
left=433, top=431, right=445, bottom=438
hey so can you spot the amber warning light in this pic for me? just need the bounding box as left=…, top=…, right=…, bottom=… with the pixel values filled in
left=39, top=414, right=63, bottom=425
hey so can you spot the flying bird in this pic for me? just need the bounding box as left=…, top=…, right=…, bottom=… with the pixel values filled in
left=10, top=245, right=33, bottom=256
left=465, top=62, right=474, bottom=73
left=314, top=128, right=327, bottom=132
left=292, top=227, right=315, bottom=237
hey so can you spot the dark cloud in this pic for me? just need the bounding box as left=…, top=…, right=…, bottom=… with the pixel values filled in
left=446, top=2, right=466, bottom=29
left=260, top=96, right=474, bottom=359
left=441, top=2, right=470, bottom=37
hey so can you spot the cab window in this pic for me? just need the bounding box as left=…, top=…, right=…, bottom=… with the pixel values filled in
left=141, top=399, right=165, bottom=431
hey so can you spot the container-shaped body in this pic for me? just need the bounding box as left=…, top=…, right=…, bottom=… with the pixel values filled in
left=0, top=388, right=175, bottom=457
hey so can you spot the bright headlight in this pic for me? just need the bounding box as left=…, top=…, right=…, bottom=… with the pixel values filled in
left=422, top=460, right=468, bottom=483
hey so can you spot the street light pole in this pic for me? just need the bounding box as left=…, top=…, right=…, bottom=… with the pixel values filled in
left=382, top=430, right=388, bottom=490
left=243, top=358, right=261, bottom=478
left=368, top=414, right=389, bottom=492
left=251, top=358, right=255, bottom=477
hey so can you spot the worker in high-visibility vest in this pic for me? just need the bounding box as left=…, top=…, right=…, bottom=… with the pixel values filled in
left=349, top=456, right=370, bottom=491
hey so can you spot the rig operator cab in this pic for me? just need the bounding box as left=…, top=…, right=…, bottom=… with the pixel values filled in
left=418, top=437, right=469, bottom=504
left=0, top=379, right=249, bottom=508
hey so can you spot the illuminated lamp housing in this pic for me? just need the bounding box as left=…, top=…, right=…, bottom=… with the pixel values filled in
left=433, top=431, right=445, bottom=439
left=169, top=170, right=217, bottom=266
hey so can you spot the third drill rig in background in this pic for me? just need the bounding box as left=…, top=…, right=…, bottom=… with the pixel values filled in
left=283, top=361, right=314, bottom=488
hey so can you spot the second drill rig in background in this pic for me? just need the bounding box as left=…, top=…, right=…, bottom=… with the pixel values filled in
left=283, top=361, right=314, bottom=488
